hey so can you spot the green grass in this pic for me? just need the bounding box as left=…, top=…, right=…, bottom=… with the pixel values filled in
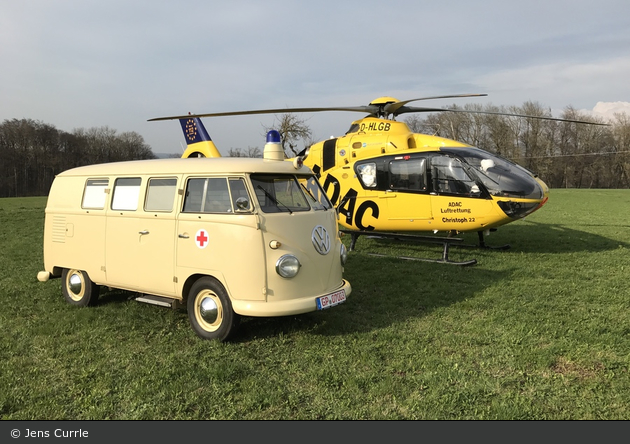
left=1, top=190, right=628, bottom=419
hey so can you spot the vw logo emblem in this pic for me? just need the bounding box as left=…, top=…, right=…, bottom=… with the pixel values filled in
left=312, top=225, right=331, bottom=255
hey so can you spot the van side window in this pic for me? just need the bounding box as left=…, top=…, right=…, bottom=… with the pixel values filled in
left=205, top=178, right=231, bottom=213
left=145, top=178, right=177, bottom=212
left=228, top=178, right=251, bottom=212
left=111, top=177, right=142, bottom=211
left=182, top=178, right=205, bottom=212
left=183, top=177, right=244, bottom=214
left=82, top=178, right=109, bottom=209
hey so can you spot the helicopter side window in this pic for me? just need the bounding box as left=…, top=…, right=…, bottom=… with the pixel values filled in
left=346, top=123, right=360, bottom=134
left=388, top=158, right=427, bottom=192
left=430, top=156, right=476, bottom=196
left=441, top=147, right=543, bottom=199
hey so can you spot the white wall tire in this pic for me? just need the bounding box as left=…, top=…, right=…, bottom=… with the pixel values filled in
left=61, top=268, right=100, bottom=307
left=187, top=277, right=240, bottom=341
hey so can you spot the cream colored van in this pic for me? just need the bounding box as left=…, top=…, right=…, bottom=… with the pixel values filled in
left=37, top=154, right=351, bottom=341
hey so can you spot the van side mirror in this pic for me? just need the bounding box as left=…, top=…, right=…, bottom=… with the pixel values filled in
left=235, top=197, right=251, bottom=212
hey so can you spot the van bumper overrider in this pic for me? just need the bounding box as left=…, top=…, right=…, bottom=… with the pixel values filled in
left=231, top=279, right=351, bottom=317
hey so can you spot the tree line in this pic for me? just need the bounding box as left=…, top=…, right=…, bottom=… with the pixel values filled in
left=2, top=101, right=629, bottom=198
left=405, top=102, right=630, bottom=189
left=0, top=118, right=155, bottom=198
left=230, top=102, right=630, bottom=189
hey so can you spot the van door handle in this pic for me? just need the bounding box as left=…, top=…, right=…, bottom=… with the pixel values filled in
left=178, top=234, right=189, bottom=239
left=139, top=230, right=149, bottom=235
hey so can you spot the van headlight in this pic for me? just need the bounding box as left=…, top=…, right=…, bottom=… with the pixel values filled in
left=276, top=254, right=301, bottom=278
left=340, top=243, right=348, bottom=266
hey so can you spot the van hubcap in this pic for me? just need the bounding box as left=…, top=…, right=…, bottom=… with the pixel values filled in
left=69, top=273, right=82, bottom=293
left=67, top=271, right=85, bottom=301
left=200, top=296, right=218, bottom=323
left=195, top=291, right=223, bottom=332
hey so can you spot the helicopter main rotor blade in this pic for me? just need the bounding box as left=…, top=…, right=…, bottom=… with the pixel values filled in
left=395, top=106, right=609, bottom=126
left=148, top=95, right=488, bottom=121
left=148, top=106, right=377, bottom=122
left=384, top=94, right=488, bottom=115
left=148, top=94, right=608, bottom=126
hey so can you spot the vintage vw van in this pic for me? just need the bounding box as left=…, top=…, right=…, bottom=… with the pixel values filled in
left=37, top=146, right=351, bottom=341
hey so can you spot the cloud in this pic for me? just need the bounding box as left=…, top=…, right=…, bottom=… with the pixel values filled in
left=473, top=56, right=630, bottom=108
left=590, top=101, right=630, bottom=120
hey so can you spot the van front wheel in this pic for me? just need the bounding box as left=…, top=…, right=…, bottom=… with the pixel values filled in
left=187, top=277, right=240, bottom=341
left=61, top=268, right=100, bottom=307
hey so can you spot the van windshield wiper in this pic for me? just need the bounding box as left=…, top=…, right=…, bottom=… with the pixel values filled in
left=256, top=185, right=292, bottom=214
left=300, top=183, right=328, bottom=211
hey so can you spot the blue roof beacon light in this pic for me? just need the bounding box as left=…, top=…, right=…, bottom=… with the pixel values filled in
left=263, top=130, right=284, bottom=161
left=266, top=130, right=281, bottom=144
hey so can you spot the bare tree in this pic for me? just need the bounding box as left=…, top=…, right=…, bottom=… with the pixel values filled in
left=0, top=119, right=155, bottom=197
left=263, top=113, right=312, bottom=157
left=227, top=146, right=262, bottom=158
left=403, top=102, right=630, bottom=189
left=483, top=106, right=513, bottom=155
left=610, top=113, right=630, bottom=187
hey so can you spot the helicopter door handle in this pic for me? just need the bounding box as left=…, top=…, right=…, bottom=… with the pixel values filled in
left=379, top=192, right=397, bottom=198
left=139, top=230, right=149, bottom=235
left=178, top=233, right=189, bottom=239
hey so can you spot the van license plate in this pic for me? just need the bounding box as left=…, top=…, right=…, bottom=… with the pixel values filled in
left=316, top=289, right=346, bottom=310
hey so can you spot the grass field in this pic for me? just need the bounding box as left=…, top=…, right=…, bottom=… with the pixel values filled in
left=1, top=189, right=628, bottom=420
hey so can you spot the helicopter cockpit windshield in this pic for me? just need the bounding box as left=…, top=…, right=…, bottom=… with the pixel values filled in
left=442, top=147, right=544, bottom=200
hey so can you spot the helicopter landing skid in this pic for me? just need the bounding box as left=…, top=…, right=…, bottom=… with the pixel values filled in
left=341, top=230, right=477, bottom=266
left=454, top=231, right=510, bottom=251
left=477, top=231, right=510, bottom=250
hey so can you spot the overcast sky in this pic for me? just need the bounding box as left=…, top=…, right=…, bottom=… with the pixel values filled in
left=2, top=0, right=629, bottom=156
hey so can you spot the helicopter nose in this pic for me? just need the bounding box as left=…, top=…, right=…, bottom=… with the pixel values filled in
left=496, top=176, right=549, bottom=220
left=538, top=177, right=550, bottom=197
left=534, top=177, right=550, bottom=210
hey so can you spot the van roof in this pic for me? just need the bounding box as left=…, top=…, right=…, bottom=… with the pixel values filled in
left=56, top=157, right=312, bottom=177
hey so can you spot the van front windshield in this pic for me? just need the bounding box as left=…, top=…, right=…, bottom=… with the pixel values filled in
left=298, top=175, right=333, bottom=211
left=251, top=174, right=316, bottom=213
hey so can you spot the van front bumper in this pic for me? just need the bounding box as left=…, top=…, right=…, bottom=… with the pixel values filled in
left=231, top=279, right=351, bottom=317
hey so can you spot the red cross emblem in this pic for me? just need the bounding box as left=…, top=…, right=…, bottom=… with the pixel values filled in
left=195, top=229, right=209, bottom=249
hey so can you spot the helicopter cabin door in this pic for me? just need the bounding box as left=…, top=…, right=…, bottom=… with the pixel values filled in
left=428, top=154, right=494, bottom=231
left=381, top=156, right=433, bottom=230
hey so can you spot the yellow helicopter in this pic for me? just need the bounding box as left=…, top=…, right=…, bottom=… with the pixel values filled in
left=149, top=94, right=603, bottom=265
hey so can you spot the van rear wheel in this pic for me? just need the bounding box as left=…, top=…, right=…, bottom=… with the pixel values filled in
left=187, top=277, right=240, bottom=341
left=61, top=268, right=100, bottom=307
